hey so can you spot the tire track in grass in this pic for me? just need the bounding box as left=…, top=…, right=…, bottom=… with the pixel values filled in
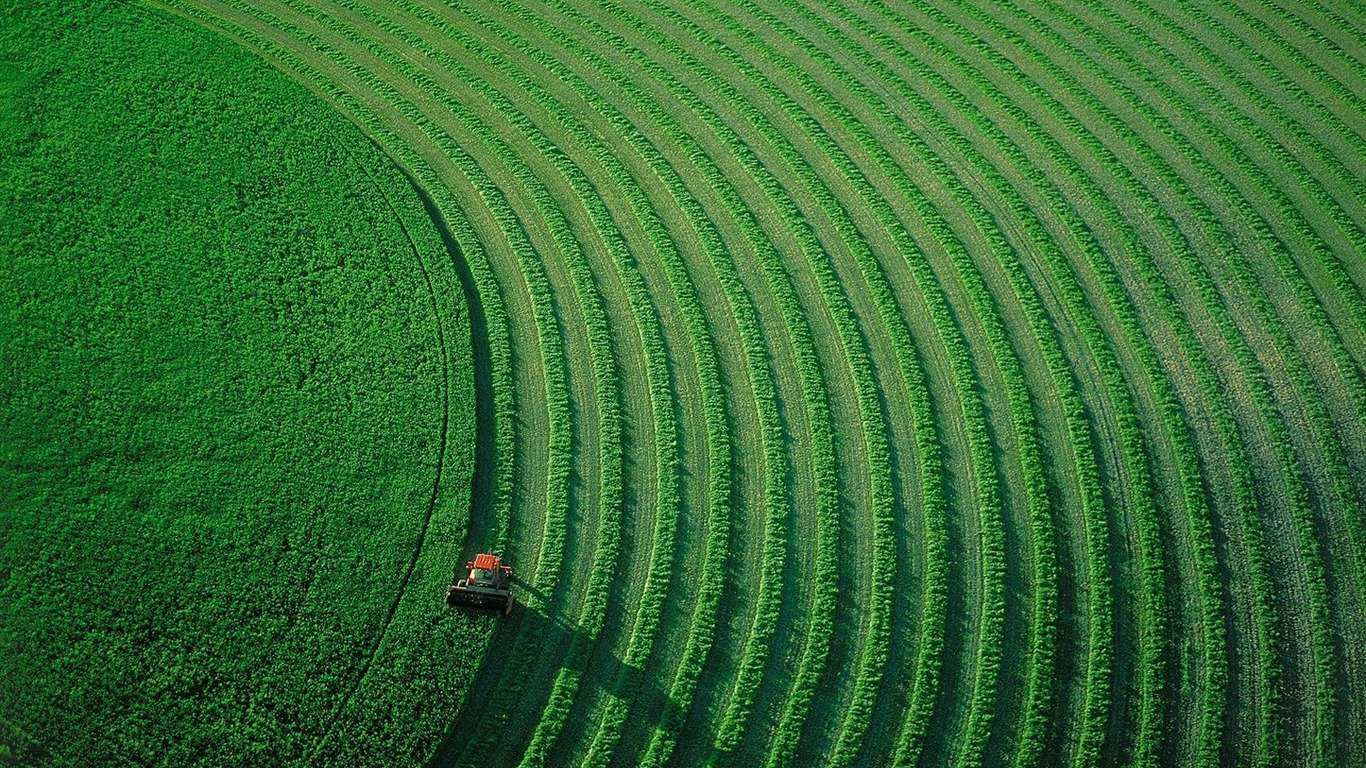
left=197, top=124, right=454, bottom=761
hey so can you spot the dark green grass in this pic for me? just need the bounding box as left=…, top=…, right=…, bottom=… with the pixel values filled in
left=0, top=2, right=476, bottom=765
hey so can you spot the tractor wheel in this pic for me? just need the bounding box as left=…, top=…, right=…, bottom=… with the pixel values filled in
left=504, top=595, right=514, bottom=615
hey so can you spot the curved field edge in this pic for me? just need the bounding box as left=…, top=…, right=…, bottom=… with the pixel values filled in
left=0, top=2, right=478, bottom=766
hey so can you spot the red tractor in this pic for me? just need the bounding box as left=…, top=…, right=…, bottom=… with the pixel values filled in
left=446, top=553, right=514, bottom=615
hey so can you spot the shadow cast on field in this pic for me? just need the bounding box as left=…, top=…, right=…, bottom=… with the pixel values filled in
left=394, top=165, right=685, bottom=766
left=427, top=575, right=686, bottom=767
left=394, top=166, right=498, bottom=554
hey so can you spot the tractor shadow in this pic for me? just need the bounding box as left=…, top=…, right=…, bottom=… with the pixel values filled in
left=427, top=575, right=687, bottom=766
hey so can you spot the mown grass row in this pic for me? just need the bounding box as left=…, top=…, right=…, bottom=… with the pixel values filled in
left=954, top=4, right=1294, bottom=760
left=863, top=0, right=1278, bottom=759
left=450, top=2, right=845, bottom=763
left=1214, top=0, right=1366, bottom=142
left=837, top=2, right=1236, bottom=763
left=661, top=10, right=985, bottom=763
left=1058, top=0, right=1366, bottom=503
left=1095, top=0, right=1366, bottom=609
left=748, top=4, right=1131, bottom=759
left=464, top=5, right=801, bottom=763
left=1075, top=0, right=1366, bottom=453
left=491, top=5, right=830, bottom=759
left=662, top=2, right=1034, bottom=763
left=900, top=5, right=1233, bottom=763
left=159, top=0, right=578, bottom=757
left=387, top=3, right=789, bottom=761
left=868, top=1, right=1360, bottom=759
left=570, top=27, right=882, bottom=764
left=722, top=4, right=1237, bottom=763
left=972, top=0, right=1344, bottom=759
left=712, top=2, right=1119, bottom=763
left=536, top=5, right=898, bottom=761
left=606, top=1, right=950, bottom=759
left=1161, top=0, right=1366, bottom=268
left=508, top=1, right=879, bottom=759
left=1114, top=0, right=1366, bottom=438
left=1012, top=1, right=1354, bottom=761
left=363, top=12, right=684, bottom=763
left=632, top=4, right=971, bottom=764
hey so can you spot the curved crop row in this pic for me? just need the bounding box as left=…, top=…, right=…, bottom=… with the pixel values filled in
left=491, top=5, right=885, bottom=765
left=557, top=20, right=885, bottom=759
left=392, top=3, right=750, bottom=763
left=437, top=0, right=841, bottom=759
left=828, top=2, right=1234, bottom=763
left=967, top=0, right=1349, bottom=759
left=693, top=0, right=1098, bottom=759
left=664, top=2, right=1061, bottom=764
left=1005, top=2, right=1352, bottom=761
left=864, top=1, right=1284, bottom=762
left=718, top=4, right=1130, bottom=764
left=622, top=4, right=970, bottom=764
left=1091, top=0, right=1366, bottom=624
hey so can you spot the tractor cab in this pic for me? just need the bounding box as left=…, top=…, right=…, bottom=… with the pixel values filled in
left=446, top=553, right=514, bottom=614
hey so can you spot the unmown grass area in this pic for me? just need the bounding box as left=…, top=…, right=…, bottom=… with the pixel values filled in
left=0, top=2, right=476, bottom=765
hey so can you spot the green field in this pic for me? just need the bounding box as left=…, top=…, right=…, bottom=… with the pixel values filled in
left=2, top=0, right=1364, bottom=765
left=0, top=2, right=476, bottom=764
